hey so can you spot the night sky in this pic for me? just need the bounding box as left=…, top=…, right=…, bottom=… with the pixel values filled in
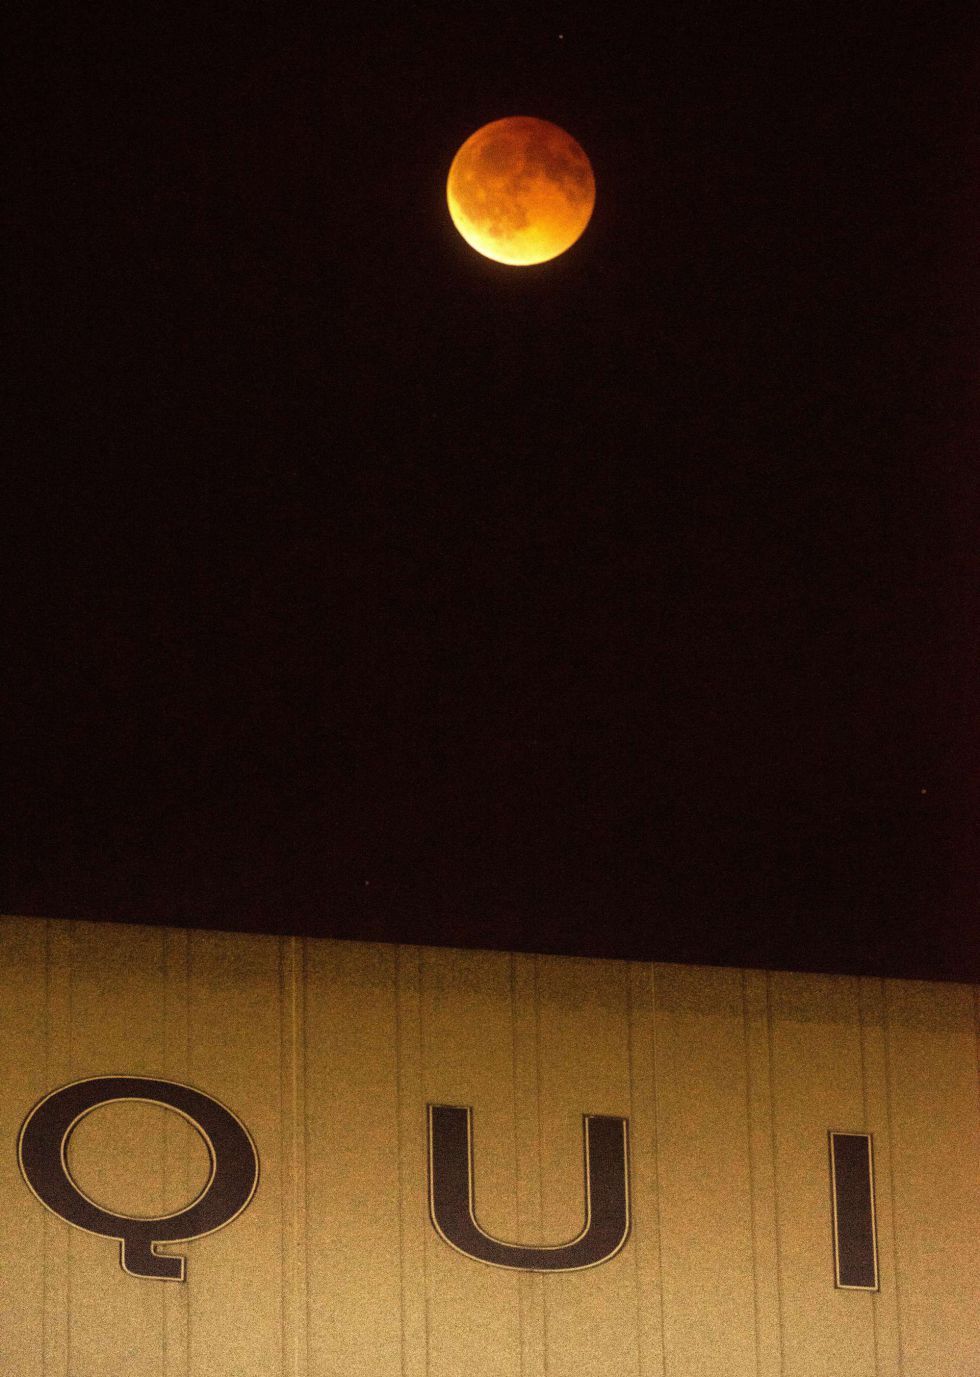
left=5, top=4, right=978, bottom=981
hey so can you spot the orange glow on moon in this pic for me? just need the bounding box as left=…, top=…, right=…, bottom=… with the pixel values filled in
left=447, top=117, right=595, bottom=266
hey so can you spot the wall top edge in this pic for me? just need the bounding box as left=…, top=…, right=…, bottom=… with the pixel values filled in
left=2, top=913, right=976, bottom=998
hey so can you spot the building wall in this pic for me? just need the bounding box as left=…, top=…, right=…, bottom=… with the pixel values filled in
left=1, top=914, right=976, bottom=1376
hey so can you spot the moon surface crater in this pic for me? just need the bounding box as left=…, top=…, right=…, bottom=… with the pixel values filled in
left=447, top=117, right=596, bottom=266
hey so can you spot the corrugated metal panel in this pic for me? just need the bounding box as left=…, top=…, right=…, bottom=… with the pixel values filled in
left=1, top=915, right=977, bottom=1376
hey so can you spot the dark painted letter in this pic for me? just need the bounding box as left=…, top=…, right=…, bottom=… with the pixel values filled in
left=428, top=1104, right=630, bottom=1271
left=829, top=1131, right=879, bottom=1289
left=19, top=1077, right=259, bottom=1280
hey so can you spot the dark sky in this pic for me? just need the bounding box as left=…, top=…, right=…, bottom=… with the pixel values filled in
left=4, top=4, right=978, bottom=981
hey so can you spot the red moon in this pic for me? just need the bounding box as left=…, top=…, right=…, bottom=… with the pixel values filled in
left=446, top=117, right=596, bottom=266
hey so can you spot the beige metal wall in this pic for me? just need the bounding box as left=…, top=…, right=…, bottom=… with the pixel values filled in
left=1, top=914, right=976, bottom=1376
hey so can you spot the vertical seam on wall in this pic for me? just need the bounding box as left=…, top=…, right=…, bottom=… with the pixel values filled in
left=302, top=938, right=312, bottom=1377
left=509, top=953, right=525, bottom=1377
left=858, top=980, right=882, bottom=1373
left=742, top=972, right=762, bottom=1377
left=881, top=981, right=905, bottom=1376
left=162, top=931, right=169, bottom=1376
left=43, top=920, right=50, bottom=1377
left=186, top=931, right=193, bottom=1377
left=278, top=938, right=288, bottom=1377
left=395, top=947, right=408, bottom=1377
left=283, top=941, right=290, bottom=1377
left=290, top=941, right=302, bottom=1377
left=626, top=968, right=643, bottom=1377
left=764, top=973, right=786, bottom=1376
left=510, top=954, right=521, bottom=1231
left=533, top=956, right=548, bottom=1376
left=65, top=922, right=74, bottom=1377
left=418, top=948, right=432, bottom=1377
left=182, top=931, right=190, bottom=1374
left=649, top=965, right=668, bottom=1377
left=175, top=930, right=192, bottom=1376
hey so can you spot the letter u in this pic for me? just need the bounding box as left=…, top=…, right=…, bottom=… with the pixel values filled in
left=427, top=1104, right=630, bottom=1271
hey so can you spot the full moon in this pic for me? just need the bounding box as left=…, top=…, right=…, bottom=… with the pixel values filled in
left=446, top=117, right=595, bottom=266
